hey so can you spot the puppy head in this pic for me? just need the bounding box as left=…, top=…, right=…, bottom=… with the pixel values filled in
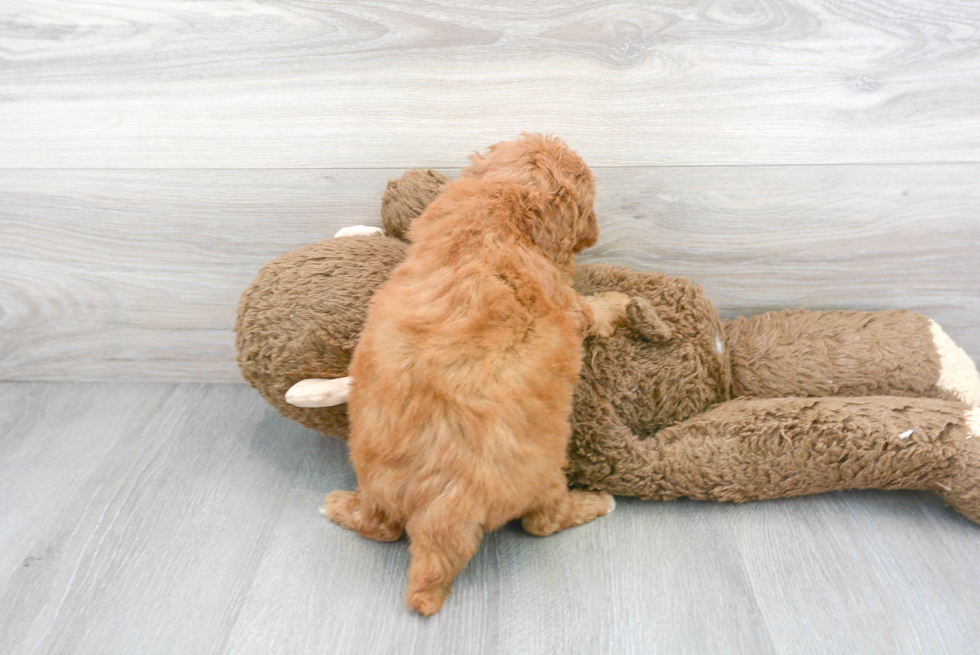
left=461, top=133, right=598, bottom=264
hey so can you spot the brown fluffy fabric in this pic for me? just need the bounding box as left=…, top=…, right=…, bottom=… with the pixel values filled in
left=235, top=169, right=980, bottom=525
left=236, top=235, right=409, bottom=438
left=566, top=395, right=978, bottom=521
left=381, top=169, right=449, bottom=242
left=725, top=309, right=948, bottom=400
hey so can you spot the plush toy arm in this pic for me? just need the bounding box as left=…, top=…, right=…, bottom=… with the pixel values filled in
left=285, top=377, right=352, bottom=407
left=723, top=309, right=980, bottom=405
left=334, top=225, right=384, bottom=238
left=571, top=396, right=980, bottom=524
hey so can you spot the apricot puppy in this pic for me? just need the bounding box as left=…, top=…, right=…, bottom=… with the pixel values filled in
left=323, top=134, right=628, bottom=616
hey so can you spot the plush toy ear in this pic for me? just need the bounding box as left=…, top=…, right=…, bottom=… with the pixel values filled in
left=627, top=297, right=673, bottom=343
left=380, top=169, right=451, bottom=242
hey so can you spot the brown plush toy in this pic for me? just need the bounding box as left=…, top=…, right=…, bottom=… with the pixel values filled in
left=236, top=170, right=980, bottom=524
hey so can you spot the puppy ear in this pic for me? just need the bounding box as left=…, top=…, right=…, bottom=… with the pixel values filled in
left=520, top=189, right=577, bottom=264
left=574, top=205, right=599, bottom=252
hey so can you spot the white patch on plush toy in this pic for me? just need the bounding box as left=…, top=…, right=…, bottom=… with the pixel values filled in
left=930, top=321, right=980, bottom=406
left=966, top=407, right=980, bottom=439
left=898, top=429, right=914, bottom=439
left=285, top=377, right=353, bottom=407
left=334, top=225, right=384, bottom=238
left=715, top=335, right=725, bottom=356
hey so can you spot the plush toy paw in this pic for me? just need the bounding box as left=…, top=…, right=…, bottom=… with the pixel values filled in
left=285, top=377, right=352, bottom=407
left=334, top=225, right=385, bottom=238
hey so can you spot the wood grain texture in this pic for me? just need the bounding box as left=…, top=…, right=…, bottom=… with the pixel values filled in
left=2, top=382, right=979, bottom=654
left=0, top=383, right=175, bottom=578
left=0, top=382, right=314, bottom=655
left=727, top=493, right=980, bottom=654
left=2, top=0, right=980, bottom=167
left=2, top=165, right=977, bottom=381
left=223, top=448, right=775, bottom=655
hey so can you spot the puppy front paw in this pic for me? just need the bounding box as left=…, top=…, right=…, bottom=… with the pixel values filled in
left=590, top=292, right=631, bottom=337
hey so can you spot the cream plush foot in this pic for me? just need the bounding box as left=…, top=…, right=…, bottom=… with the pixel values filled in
left=930, top=320, right=980, bottom=406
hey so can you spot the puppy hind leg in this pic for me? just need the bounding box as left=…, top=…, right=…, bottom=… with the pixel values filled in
left=521, top=486, right=615, bottom=537
left=322, top=490, right=404, bottom=542
left=405, top=512, right=484, bottom=616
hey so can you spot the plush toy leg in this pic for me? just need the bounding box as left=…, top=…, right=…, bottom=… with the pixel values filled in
left=285, top=377, right=352, bottom=407
left=568, top=396, right=980, bottom=524
left=723, top=310, right=980, bottom=404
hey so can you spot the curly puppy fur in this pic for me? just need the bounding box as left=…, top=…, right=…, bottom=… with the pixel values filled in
left=324, top=134, right=624, bottom=615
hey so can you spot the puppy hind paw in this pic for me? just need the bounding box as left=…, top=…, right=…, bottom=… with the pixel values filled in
left=522, top=490, right=614, bottom=536
left=285, top=377, right=352, bottom=407
left=321, top=490, right=357, bottom=526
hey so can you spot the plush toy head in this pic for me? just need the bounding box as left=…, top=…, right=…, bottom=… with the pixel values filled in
left=236, top=168, right=457, bottom=437
left=235, top=235, right=409, bottom=438
left=381, top=169, right=448, bottom=242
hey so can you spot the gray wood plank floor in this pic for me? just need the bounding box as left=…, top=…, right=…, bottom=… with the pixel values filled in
left=2, top=382, right=978, bottom=655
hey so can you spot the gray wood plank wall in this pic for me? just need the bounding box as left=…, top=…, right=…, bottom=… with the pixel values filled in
left=1, top=0, right=979, bottom=381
